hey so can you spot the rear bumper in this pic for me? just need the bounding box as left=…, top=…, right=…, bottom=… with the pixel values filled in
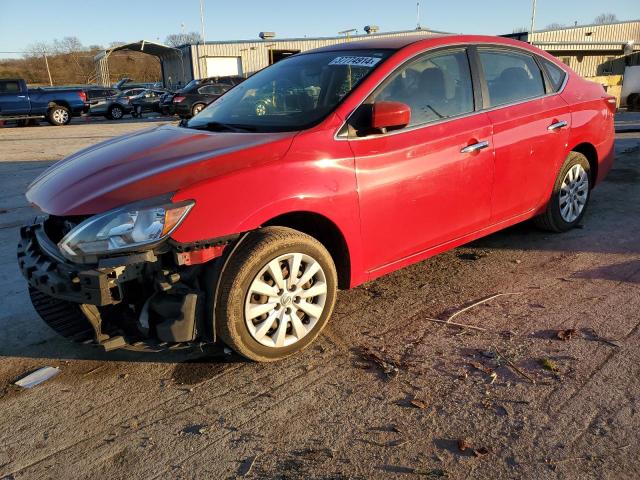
left=173, top=102, right=193, bottom=117
left=72, top=104, right=90, bottom=116
left=17, top=217, right=149, bottom=306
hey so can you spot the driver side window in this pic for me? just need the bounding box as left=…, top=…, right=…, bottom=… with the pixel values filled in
left=372, top=49, right=474, bottom=128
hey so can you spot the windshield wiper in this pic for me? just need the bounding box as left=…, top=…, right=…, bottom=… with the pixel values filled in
left=189, top=121, right=257, bottom=132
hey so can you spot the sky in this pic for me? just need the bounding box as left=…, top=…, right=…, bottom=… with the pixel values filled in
left=0, top=0, right=638, bottom=58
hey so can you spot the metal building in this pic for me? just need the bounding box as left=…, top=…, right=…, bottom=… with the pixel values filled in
left=505, top=20, right=640, bottom=77
left=161, top=28, right=443, bottom=89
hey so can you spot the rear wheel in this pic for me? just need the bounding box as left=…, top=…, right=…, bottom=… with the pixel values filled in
left=215, top=227, right=338, bottom=362
left=47, top=105, right=70, bottom=126
left=191, top=103, right=205, bottom=117
left=534, top=151, right=591, bottom=232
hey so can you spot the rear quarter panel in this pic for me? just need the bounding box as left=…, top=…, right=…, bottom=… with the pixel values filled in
left=561, top=75, right=615, bottom=185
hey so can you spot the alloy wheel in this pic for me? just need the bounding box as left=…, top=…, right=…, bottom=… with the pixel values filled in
left=244, top=253, right=328, bottom=348
left=53, top=108, right=69, bottom=124
left=559, top=163, right=589, bottom=222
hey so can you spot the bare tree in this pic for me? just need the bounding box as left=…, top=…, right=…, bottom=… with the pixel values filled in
left=545, top=23, right=566, bottom=30
left=165, top=32, right=202, bottom=47
left=512, top=26, right=528, bottom=33
left=593, top=13, right=618, bottom=24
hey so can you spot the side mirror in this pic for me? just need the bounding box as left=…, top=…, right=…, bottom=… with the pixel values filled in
left=371, top=101, right=411, bottom=131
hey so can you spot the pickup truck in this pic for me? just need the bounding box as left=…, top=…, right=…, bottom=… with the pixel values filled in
left=0, top=78, right=88, bottom=126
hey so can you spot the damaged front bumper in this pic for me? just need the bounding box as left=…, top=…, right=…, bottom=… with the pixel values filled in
left=17, top=216, right=211, bottom=351
left=18, top=217, right=152, bottom=306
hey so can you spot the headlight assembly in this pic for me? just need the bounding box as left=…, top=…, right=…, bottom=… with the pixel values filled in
left=58, top=199, right=194, bottom=261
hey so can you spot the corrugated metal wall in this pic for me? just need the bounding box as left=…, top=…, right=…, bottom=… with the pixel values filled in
left=161, top=22, right=640, bottom=85
left=163, top=29, right=438, bottom=87
left=530, top=21, right=640, bottom=77
left=530, top=21, right=640, bottom=51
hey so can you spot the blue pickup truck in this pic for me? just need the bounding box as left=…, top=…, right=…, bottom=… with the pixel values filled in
left=0, top=78, right=89, bottom=126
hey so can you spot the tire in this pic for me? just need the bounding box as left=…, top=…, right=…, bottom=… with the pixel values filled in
left=534, top=151, right=591, bottom=232
left=215, top=227, right=338, bottom=362
left=627, top=93, right=639, bottom=110
left=46, top=105, right=71, bottom=126
left=107, top=105, right=124, bottom=120
left=191, top=103, right=205, bottom=117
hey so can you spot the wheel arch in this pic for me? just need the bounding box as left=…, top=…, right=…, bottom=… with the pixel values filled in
left=262, top=211, right=351, bottom=290
left=47, top=100, right=70, bottom=110
left=570, top=142, right=598, bottom=188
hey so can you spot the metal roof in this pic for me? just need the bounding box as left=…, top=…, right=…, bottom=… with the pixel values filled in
left=94, top=40, right=182, bottom=61
left=176, top=28, right=451, bottom=48
left=531, top=19, right=640, bottom=35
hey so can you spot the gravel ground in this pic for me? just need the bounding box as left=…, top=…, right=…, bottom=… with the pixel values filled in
left=0, top=115, right=639, bottom=480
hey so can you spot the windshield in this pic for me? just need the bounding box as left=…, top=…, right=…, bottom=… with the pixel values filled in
left=186, top=49, right=391, bottom=132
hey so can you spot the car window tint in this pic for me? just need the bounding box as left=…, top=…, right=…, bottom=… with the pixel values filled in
left=372, top=49, right=474, bottom=127
left=541, top=59, right=567, bottom=92
left=478, top=49, right=545, bottom=106
left=0, top=81, right=20, bottom=93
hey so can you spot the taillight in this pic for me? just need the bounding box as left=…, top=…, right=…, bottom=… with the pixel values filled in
left=604, top=95, right=617, bottom=115
left=78, top=91, right=87, bottom=103
left=173, top=96, right=186, bottom=103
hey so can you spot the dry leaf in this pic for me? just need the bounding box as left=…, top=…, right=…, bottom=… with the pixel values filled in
left=473, top=446, right=491, bottom=457
left=410, top=398, right=428, bottom=409
left=457, top=438, right=471, bottom=452
left=540, top=358, right=559, bottom=372
left=556, top=329, right=577, bottom=341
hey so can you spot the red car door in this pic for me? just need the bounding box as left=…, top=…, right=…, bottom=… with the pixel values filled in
left=476, top=48, right=571, bottom=222
left=347, top=48, right=494, bottom=274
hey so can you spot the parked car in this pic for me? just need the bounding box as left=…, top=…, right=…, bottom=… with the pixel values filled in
left=130, top=89, right=168, bottom=117
left=86, top=87, right=134, bottom=120
left=18, top=35, right=615, bottom=361
left=173, top=76, right=244, bottom=118
left=0, top=78, right=88, bottom=126
left=113, top=78, right=161, bottom=91
left=159, top=91, right=177, bottom=115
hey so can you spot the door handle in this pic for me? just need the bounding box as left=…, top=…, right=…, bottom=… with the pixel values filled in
left=460, top=140, right=490, bottom=154
left=547, top=120, right=568, bottom=131
left=17, top=95, right=27, bottom=98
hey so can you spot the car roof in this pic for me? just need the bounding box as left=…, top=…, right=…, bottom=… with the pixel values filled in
left=303, top=34, right=537, bottom=54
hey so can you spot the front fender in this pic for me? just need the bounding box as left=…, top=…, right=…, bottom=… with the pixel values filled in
left=171, top=119, right=367, bottom=287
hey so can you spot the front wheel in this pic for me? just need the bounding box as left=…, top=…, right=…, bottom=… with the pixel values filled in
left=534, top=151, right=591, bottom=232
left=215, top=227, right=338, bottom=362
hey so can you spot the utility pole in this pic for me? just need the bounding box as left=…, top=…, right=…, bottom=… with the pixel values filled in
left=43, top=50, right=53, bottom=86
left=199, top=0, right=206, bottom=44
left=416, top=2, right=422, bottom=30
left=529, top=0, right=537, bottom=43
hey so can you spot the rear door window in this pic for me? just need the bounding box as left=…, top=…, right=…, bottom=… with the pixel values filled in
left=198, top=85, right=224, bottom=95
left=371, top=48, right=474, bottom=127
left=478, top=49, right=546, bottom=107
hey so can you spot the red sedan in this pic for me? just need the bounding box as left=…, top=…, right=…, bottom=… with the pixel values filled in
left=19, top=35, right=615, bottom=361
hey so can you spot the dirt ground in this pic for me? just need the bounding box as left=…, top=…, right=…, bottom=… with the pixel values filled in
left=0, top=115, right=639, bottom=480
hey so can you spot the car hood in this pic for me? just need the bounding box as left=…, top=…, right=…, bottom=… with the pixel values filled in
left=27, top=124, right=297, bottom=216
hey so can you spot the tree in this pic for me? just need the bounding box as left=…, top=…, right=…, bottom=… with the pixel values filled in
left=512, top=26, right=527, bottom=33
left=593, top=13, right=618, bottom=24
left=165, top=31, right=202, bottom=47
left=545, top=23, right=566, bottom=30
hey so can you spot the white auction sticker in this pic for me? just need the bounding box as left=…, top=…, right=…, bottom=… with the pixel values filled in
left=328, top=56, right=382, bottom=67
